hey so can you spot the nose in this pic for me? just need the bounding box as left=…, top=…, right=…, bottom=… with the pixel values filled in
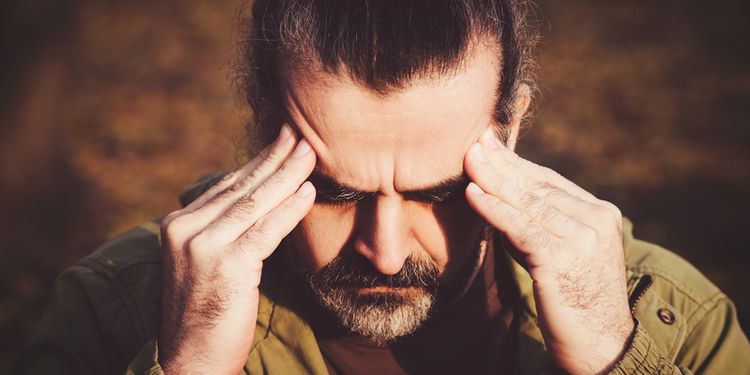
left=354, top=195, right=412, bottom=275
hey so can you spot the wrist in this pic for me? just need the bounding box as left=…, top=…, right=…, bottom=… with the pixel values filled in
left=591, top=317, right=637, bottom=374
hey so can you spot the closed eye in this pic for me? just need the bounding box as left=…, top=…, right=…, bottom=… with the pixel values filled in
left=315, top=190, right=375, bottom=206
left=308, top=169, right=468, bottom=206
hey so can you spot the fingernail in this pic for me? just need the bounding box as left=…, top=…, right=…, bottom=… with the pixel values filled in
left=293, top=139, right=311, bottom=157
left=467, top=182, right=484, bottom=195
left=493, top=136, right=505, bottom=149
left=277, top=125, right=292, bottom=143
left=298, top=181, right=315, bottom=197
left=469, top=143, right=488, bottom=162
left=482, top=128, right=503, bottom=150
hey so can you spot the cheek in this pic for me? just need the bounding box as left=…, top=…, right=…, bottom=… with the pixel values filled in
left=291, top=198, right=484, bottom=274
left=291, top=204, right=357, bottom=271
left=412, top=197, right=484, bottom=273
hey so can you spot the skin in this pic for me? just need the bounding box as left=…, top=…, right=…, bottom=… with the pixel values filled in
left=158, top=46, right=634, bottom=374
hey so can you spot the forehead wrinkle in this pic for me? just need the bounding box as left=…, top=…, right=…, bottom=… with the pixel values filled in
left=284, top=46, right=500, bottom=195
left=284, top=82, right=336, bottom=164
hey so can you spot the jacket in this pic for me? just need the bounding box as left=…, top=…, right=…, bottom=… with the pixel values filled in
left=13, top=173, right=750, bottom=374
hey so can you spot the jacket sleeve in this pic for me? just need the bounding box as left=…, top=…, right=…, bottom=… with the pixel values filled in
left=609, top=319, right=690, bottom=374
left=12, top=261, right=165, bottom=375
left=610, top=296, right=750, bottom=374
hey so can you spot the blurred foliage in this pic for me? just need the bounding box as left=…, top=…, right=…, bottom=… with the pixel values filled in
left=1, top=0, right=748, bottom=371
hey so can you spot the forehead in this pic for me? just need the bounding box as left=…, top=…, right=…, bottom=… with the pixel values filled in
left=285, top=48, right=499, bottom=192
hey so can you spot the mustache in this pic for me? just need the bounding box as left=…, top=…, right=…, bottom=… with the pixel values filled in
left=309, top=250, right=439, bottom=290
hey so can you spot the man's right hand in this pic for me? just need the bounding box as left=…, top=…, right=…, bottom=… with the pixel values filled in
left=157, top=124, right=316, bottom=374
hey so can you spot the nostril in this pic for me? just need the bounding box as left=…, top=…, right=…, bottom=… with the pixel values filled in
left=353, top=238, right=409, bottom=276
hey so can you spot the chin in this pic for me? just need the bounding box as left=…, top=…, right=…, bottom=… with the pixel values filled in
left=314, top=284, right=436, bottom=345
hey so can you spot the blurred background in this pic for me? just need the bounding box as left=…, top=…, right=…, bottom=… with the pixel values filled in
left=1, top=0, right=748, bottom=371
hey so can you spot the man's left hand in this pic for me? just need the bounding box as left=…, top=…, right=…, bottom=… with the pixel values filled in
left=464, top=128, right=634, bottom=375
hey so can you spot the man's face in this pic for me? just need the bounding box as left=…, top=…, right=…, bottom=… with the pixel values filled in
left=285, top=47, right=511, bottom=342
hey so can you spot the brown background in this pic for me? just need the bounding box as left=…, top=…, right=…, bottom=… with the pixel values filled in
left=1, top=0, right=748, bottom=371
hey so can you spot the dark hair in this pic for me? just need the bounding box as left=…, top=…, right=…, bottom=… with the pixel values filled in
left=237, top=0, right=538, bottom=146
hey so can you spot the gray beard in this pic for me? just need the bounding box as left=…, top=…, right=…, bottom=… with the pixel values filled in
left=285, top=226, right=490, bottom=346
left=311, top=283, right=435, bottom=346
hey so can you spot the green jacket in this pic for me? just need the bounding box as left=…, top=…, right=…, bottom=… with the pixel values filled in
left=13, top=175, right=750, bottom=374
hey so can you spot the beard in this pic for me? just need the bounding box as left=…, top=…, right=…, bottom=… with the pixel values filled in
left=286, top=226, right=489, bottom=346
left=307, top=251, right=439, bottom=345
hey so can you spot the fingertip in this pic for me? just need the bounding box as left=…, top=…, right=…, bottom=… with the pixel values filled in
left=467, top=143, right=488, bottom=163
left=465, top=182, right=490, bottom=212
left=278, top=124, right=292, bottom=143
left=480, top=126, right=495, bottom=143
left=298, top=181, right=316, bottom=198
left=480, top=127, right=505, bottom=150
left=467, top=182, right=485, bottom=196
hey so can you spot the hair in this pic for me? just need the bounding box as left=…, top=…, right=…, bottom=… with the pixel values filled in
left=236, top=0, right=539, bottom=147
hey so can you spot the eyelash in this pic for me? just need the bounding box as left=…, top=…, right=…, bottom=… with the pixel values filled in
left=316, top=198, right=359, bottom=207
left=316, top=192, right=460, bottom=207
left=315, top=193, right=372, bottom=207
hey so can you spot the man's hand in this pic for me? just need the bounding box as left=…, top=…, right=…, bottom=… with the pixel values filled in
left=464, top=128, right=634, bottom=374
left=157, top=125, right=316, bottom=374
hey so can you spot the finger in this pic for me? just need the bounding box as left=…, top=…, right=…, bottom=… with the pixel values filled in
left=465, top=182, right=555, bottom=263
left=465, top=144, right=581, bottom=237
left=233, top=181, right=316, bottom=260
left=478, top=128, right=598, bottom=204
left=193, top=139, right=316, bottom=246
left=186, top=124, right=296, bottom=212
left=470, top=129, right=620, bottom=227
left=164, top=126, right=298, bottom=240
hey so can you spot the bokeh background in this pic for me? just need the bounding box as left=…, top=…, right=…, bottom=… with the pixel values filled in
left=1, top=0, right=748, bottom=371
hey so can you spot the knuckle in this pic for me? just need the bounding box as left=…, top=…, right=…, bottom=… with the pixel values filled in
left=538, top=204, right=558, bottom=224
left=186, top=232, right=211, bottom=251
left=204, top=181, right=246, bottom=207
left=227, top=194, right=258, bottom=221
left=485, top=195, right=508, bottom=214
left=519, top=225, right=545, bottom=248
left=250, top=220, right=274, bottom=241
left=219, top=170, right=238, bottom=184
left=243, top=229, right=272, bottom=253
left=593, top=203, right=617, bottom=224
left=516, top=175, right=536, bottom=191
left=490, top=176, right=507, bottom=195
left=261, top=142, right=287, bottom=165
left=161, top=211, right=181, bottom=229
left=579, top=226, right=599, bottom=246
left=161, top=211, right=189, bottom=241
left=600, top=200, right=623, bottom=219
left=536, top=232, right=553, bottom=249
left=519, top=190, right=539, bottom=208
left=542, top=187, right=568, bottom=202
left=267, top=168, right=287, bottom=185
left=226, top=177, right=250, bottom=195
left=205, top=171, right=237, bottom=194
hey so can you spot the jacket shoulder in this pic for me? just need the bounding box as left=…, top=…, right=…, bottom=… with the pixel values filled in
left=622, top=218, right=726, bottom=361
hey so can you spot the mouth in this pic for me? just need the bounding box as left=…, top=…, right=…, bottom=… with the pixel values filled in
left=349, top=286, right=420, bottom=295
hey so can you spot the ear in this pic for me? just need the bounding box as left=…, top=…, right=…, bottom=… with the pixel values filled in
left=506, top=83, right=531, bottom=151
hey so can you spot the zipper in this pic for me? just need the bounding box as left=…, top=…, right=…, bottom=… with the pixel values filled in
left=628, top=274, right=653, bottom=314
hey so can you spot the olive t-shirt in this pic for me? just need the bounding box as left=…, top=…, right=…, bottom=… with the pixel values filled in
left=308, top=238, right=521, bottom=375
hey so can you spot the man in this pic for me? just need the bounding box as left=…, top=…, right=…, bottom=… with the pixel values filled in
left=14, top=0, right=750, bottom=374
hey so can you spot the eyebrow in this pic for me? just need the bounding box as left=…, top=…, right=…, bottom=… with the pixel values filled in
left=308, top=169, right=470, bottom=204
